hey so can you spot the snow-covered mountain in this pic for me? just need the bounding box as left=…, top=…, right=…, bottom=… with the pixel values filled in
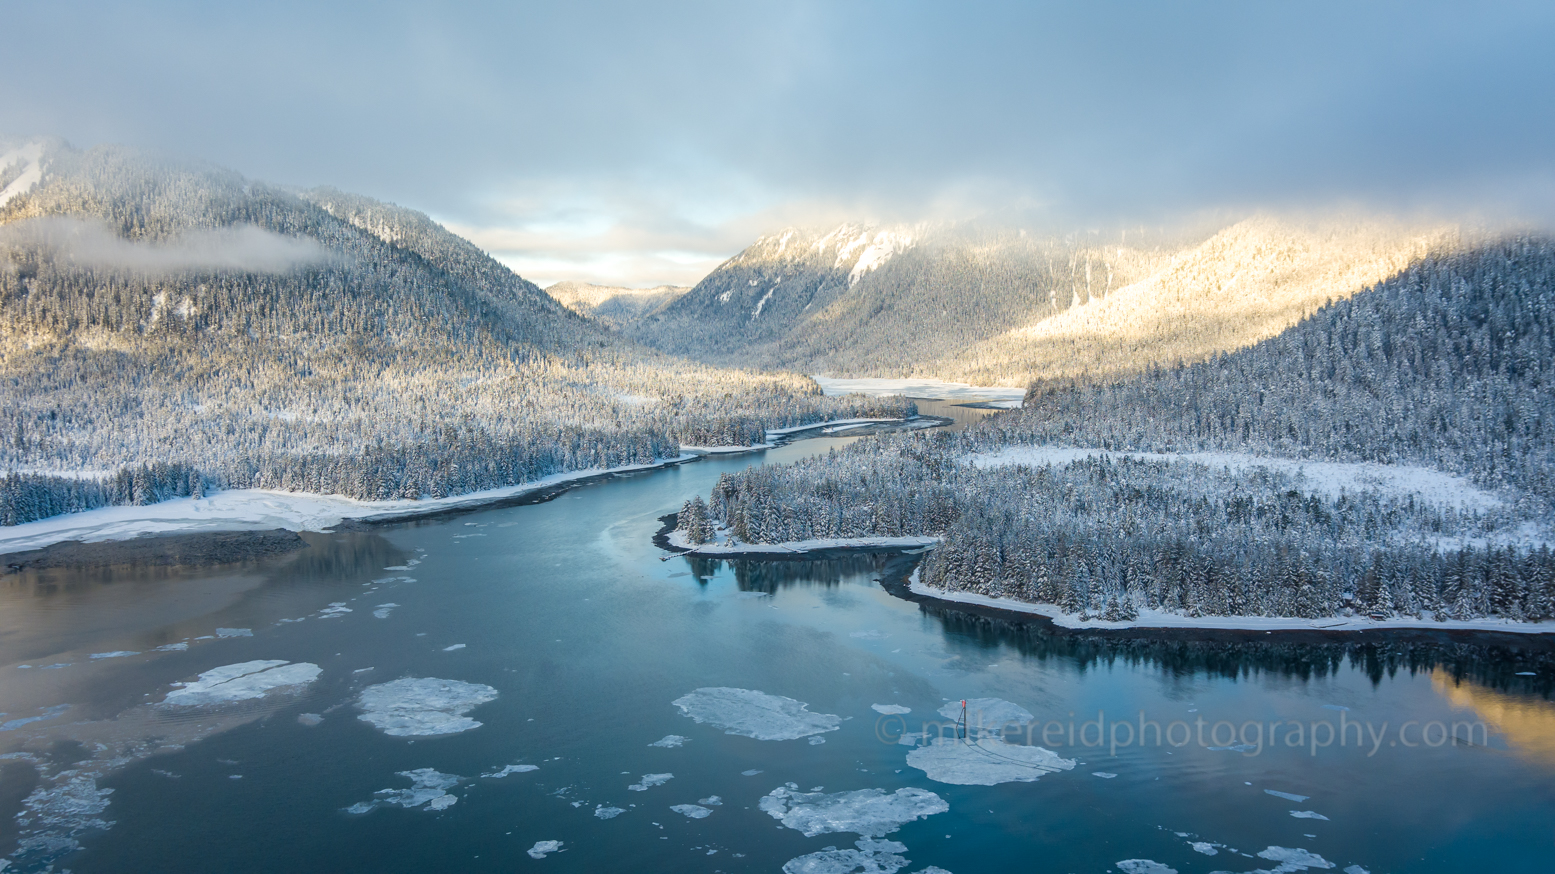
left=629, top=216, right=1465, bottom=388
left=0, top=141, right=910, bottom=525
left=626, top=222, right=1163, bottom=377
left=545, top=281, right=689, bottom=329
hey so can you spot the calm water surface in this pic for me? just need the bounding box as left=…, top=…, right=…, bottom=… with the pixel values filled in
left=2, top=416, right=1554, bottom=873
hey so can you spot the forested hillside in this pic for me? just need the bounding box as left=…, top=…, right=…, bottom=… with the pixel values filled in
left=0, top=141, right=910, bottom=526
left=630, top=217, right=1460, bottom=389
left=681, top=237, right=1555, bottom=624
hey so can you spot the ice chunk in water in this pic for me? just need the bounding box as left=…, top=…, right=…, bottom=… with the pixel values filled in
left=671, top=804, right=712, bottom=819
left=163, top=661, right=321, bottom=706
left=1116, top=862, right=1177, bottom=874
left=90, top=651, right=139, bottom=659
left=215, top=628, right=253, bottom=638
left=1256, top=846, right=1335, bottom=870
left=871, top=704, right=911, bottom=715
left=628, top=773, right=674, bottom=791
left=356, top=677, right=498, bottom=736
left=482, top=764, right=539, bottom=778
left=673, top=688, right=842, bottom=740
left=906, top=737, right=1074, bottom=786
left=594, top=806, right=626, bottom=819
left=155, top=643, right=189, bottom=652
left=297, top=713, right=324, bottom=726
left=1290, top=810, right=1329, bottom=820
left=345, top=769, right=461, bottom=814
left=442, top=644, right=466, bottom=652
left=1264, top=789, right=1310, bottom=802
left=936, top=698, right=1033, bottom=734
left=1189, top=842, right=1219, bottom=855
left=782, top=838, right=911, bottom=874
left=527, top=840, right=563, bottom=859
left=1343, top=866, right=1370, bottom=874
left=1092, top=772, right=1118, bottom=779
left=373, top=603, right=399, bottom=619
left=759, top=786, right=948, bottom=837
left=742, top=769, right=763, bottom=776
left=809, top=736, right=826, bottom=745
left=649, top=735, right=690, bottom=748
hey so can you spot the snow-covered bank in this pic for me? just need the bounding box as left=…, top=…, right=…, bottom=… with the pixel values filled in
left=765, top=417, right=905, bottom=437
left=964, top=445, right=1504, bottom=512
left=813, top=376, right=1025, bottom=407
left=0, top=456, right=697, bottom=555
left=908, top=579, right=1555, bottom=635
left=666, top=529, right=939, bottom=556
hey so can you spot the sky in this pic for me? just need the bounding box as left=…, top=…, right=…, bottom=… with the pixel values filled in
left=3, top=1, right=1554, bottom=288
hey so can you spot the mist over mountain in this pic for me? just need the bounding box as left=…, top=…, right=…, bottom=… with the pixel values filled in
left=545, top=281, right=689, bottom=329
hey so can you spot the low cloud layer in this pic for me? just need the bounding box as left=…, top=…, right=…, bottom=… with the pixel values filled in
left=1, top=218, right=331, bottom=274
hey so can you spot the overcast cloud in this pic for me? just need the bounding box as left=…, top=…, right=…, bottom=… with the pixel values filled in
left=3, top=1, right=1553, bottom=286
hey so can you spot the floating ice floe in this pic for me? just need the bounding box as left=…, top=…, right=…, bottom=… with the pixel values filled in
left=297, top=713, right=323, bottom=726
left=10, top=772, right=114, bottom=867
left=356, top=677, right=498, bottom=736
left=1207, top=743, right=1258, bottom=752
left=673, top=687, right=842, bottom=740
left=162, top=660, right=322, bottom=706
left=1189, top=841, right=1219, bottom=855
left=671, top=804, right=712, bottom=819
left=594, top=806, right=626, bottom=819
left=850, top=630, right=888, bottom=640
left=1092, top=772, right=1118, bottom=779
left=936, top=698, right=1033, bottom=734
left=742, top=769, right=763, bottom=776
left=318, top=604, right=351, bottom=618
left=1343, top=866, right=1370, bottom=874
left=808, top=736, right=826, bottom=745
left=155, top=642, right=189, bottom=651
left=1290, top=810, right=1329, bottom=820
left=90, top=651, right=139, bottom=659
left=649, top=735, right=690, bottom=748
left=782, top=838, right=911, bottom=874
left=905, top=737, right=1074, bottom=786
left=345, top=768, right=461, bottom=814
left=482, top=764, right=539, bottom=778
left=1116, top=862, right=1177, bottom=874
left=1264, top=789, right=1310, bottom=802
left=1255, top=846, right=1335, bottom=870
left=373, top=603, right=398, bottom=619
left=442, top=644, right=466, bottom=652
left=699, top=795, right=722, bottom=805
left=215, top=628, right=252, bottom=638
left=760, top=786, right=948, bottom=837
left=628, top=773, right=674, bottom=791
left=528, top=840, right=562, bottom=859
left=0, top=705, right=70, bottom=732
left=871, top=704, right=911, bottom=715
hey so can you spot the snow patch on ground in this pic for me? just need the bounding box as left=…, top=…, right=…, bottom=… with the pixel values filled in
left=345, top=769, right=460, bottom=814
left=673, top=687, right=842, bottom=740
left=964, top=446, right=1503, bottom=512
left=0, top=142, right=45, bottom=209
left=908, top=580, right=1555, bottom=634
left=355, top=677, right=498, bottom=737
left=905, top=737, right=1075, bottom=785
left=760, top=786, right=948, bottom=837
left=813, top=377, right=1025, bottom=404
left=162, top=661, right=321, bottom=706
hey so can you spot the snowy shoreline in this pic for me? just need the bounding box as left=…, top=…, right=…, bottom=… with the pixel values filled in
left=906, top=578, right=1555, bottom=636
left=0, top=455, right=701, bottom=555
left=665, top=528, right=940, bottom=557
left=0, top=415, right=929, bottom=556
